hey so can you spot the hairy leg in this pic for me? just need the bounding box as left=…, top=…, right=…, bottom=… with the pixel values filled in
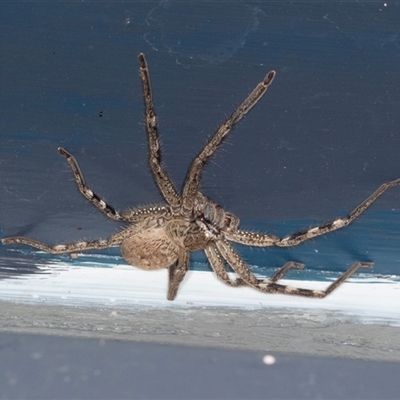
left=167, top=249, right=190, bottom=300
left=206, top=244, right=304, bottom=286
left=138, top=53, right=180, bottom=208
left=120, top=205, right=171, bottom=223
left=270, top=261, right=305, bottom=282
left=322, top=261, right=374, bottom=295
left=228, top=177, right=400, bottom=248
left=181, top=70, right=276, bottom=214
left=254, top=261, right=374, bottom=298
left=1, top=224, right=137, bottom=254
left=1, top=235, right=122, bottom=254
left=278, top=177, right=400, bottom=247
left=204, top=244, right=247, bottom=287
left=215, top=238, right=374, bottom=298
left=58, top=147, right=126, bottom=221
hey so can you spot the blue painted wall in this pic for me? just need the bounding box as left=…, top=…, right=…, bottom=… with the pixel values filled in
left=1, top=2, right=400, bottom=278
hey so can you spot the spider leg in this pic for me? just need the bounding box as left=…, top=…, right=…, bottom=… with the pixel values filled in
left=138, top=53, right=181, bottom=208
left=214, top=239, right=261, bottom=286
left=254, top=261, right=374, bottom=298
left=226, top=230, right=279, bottom=247
left=167, top=249, right=190, bottom=300
left=58, top=147, right=126, bottom=222
left=181, top=69, right=276, bottom=214
left=1, top=233, right=123, bottom=254
left=270, top=261, right=305, bottom=282
left=120, top=205, right=171, bottom=223
left=278, top=177, right=400, bottom=247
left=323, top=261, right=374, bottom=295
left=206, top=244, right=303, bottom=286
left=216, top=238, right=373, bottom=298
left=227, top=177, right=400, bottom=248
left=204, top=244, right=247, bottom=287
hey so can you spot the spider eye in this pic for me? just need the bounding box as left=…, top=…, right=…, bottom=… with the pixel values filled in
left=198, top=213, right=212, bottom=225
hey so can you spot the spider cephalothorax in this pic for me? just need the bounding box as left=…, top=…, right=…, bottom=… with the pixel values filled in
left=3, top=53, right=400, bottom=300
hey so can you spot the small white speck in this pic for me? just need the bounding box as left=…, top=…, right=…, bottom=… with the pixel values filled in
left=8, top=377, right=17, bottom=385
left=31, top=352, right=42, bottom=360
left=263, top=354, right=276, bottom=365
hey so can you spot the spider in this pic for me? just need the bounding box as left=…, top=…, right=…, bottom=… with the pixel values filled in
left=3, top=53, right=400, bottom=301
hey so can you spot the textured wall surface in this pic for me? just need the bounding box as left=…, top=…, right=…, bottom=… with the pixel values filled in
left=0, top=3, right=400, bottom=398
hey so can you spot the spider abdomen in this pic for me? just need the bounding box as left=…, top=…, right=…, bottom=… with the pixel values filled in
left=121, top=226, right=179, bottom=270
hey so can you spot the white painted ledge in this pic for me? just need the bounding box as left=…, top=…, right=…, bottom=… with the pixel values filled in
left=0, top=257, right=399, bottom=326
